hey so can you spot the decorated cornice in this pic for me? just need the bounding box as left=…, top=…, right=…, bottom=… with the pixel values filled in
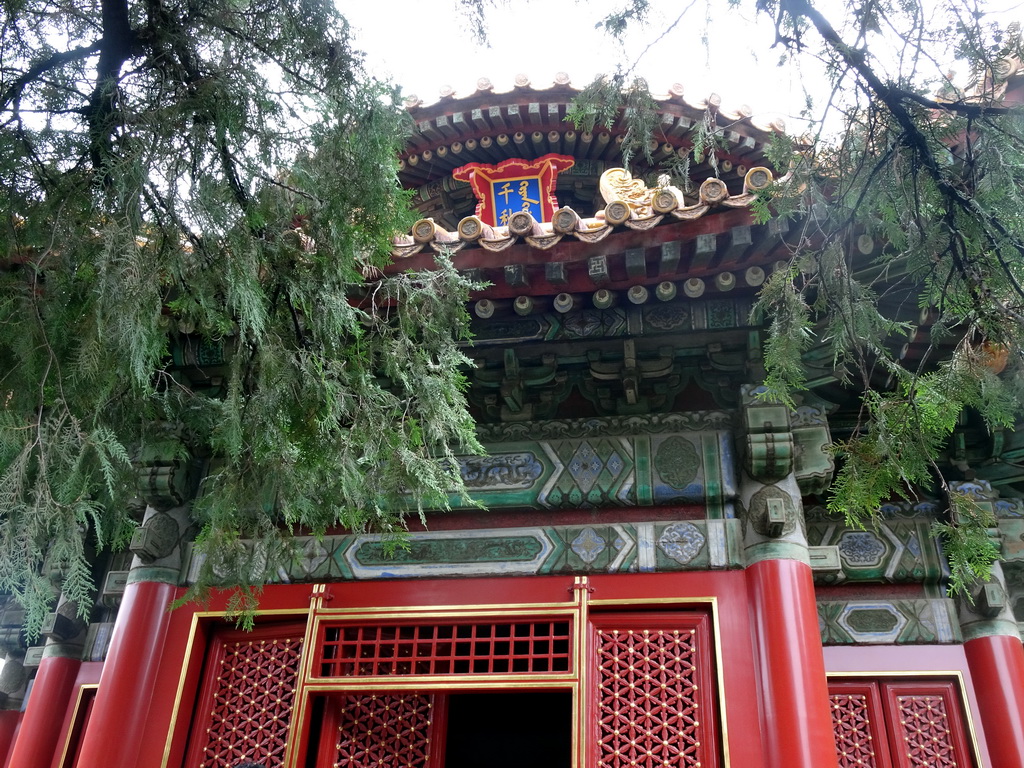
left=807, top=516, right=948, bottom=586
left=399, top=75, right=783, bottom=188
left=402, top=74, right=777, bottom=126
left=474, top=411, right=734, bottom=442
left=805, top=500, right=944, bottom=522
left=456, top=423, right=737, bottom=514
left=189, top=518, right=744, bottom=584
left=394, top=66, right=791, bottom=254
left=818, top=599, right=960, bottom=645
left=392, top=166, right=777, bottom=259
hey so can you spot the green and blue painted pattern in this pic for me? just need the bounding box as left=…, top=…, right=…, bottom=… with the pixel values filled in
left=451, top=415, right=738, bottom=512
left=806, top=506, right=947, bottom=586
left=817, top=599, right=961, bottom=645
left=206, top=519, right=745, bottom=583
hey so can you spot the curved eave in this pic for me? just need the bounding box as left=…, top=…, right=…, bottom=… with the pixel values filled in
left=386, top=205, right=795, bottom=303
left=399, top=74, right=786, bottom=192
left=392, top=159, right=780, bottom=272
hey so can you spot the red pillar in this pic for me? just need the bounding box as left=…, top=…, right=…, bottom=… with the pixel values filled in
left=0, top=710, right=20, bottom=768
left=748, top=558, right=840, bottom=768
left=965, top=633, right=1024, bottom=768
left=0, top=713, right=20, bottom=768
left=75, top=580, right=175, bottom=768
left=6, top=654, right=80, bottom=768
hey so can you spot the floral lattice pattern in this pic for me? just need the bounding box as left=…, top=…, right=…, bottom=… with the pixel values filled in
left=596, top=627, right=705, bottom=768
left=334, top=694, right=433, bottom=768
left=827, top=680, right=972, bottom=768
left=894, top=695, right=959, bottom=767
left=830, top=692, right=879, bottom=768
left=200, top=635, right=303, bottom=768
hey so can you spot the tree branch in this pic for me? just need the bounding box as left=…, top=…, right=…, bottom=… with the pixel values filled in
left=0, top=41, right=103, bottom=111
left=85, top=0, right=140, bottom=174
left=786, top=0, right=1024, bottom=309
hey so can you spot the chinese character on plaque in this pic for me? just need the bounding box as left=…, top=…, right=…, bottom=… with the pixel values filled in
left=452, top=154, right=575, bottom=227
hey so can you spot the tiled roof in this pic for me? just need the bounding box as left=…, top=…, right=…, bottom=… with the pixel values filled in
left=393, top=74, right=788, bottom=260
left=399, top=75, right=784, bottom=188
left=402, top=72, right=781, bottom=131
left=391, top=166, right=780, bottom=259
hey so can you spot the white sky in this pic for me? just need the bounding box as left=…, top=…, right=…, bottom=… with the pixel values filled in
left=340, top=0, right=809, bottom=124
left=340, top=0, right=1024, bottom=133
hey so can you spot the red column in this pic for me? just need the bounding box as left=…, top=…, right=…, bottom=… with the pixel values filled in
left=965, top=633, right=1024, bottom=768
left=0, top=710, right=20, bottom=768
left=74, top=580, right=175, bottom=768
left=6, top=654, right=80, bottom=768
left=748, top=558, right=840, bottom=768
left=0, top=712, right=20, bottom=768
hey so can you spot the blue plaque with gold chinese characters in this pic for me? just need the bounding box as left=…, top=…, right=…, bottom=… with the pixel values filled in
left=492, top=176, right=543, bottom=225
left=453, top=154, right=575, bottom=227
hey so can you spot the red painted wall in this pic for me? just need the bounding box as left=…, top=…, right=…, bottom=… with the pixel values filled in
left=147, top=573, right=769, bottom=767
left=47, top=662, right=101, bottom=768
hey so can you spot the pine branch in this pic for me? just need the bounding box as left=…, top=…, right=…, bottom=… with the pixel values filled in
left=0, top=41, right=103, bottom=111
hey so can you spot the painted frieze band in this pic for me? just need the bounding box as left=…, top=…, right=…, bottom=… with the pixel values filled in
left=461, top=413, right=738, bottom=515
left=469, top=297, right=754, bottom=347
left=188, top=519, right=743, bottom=584
left=818, top=598, right=961, bottom=645
left=805, top=509, right=948, bottom=586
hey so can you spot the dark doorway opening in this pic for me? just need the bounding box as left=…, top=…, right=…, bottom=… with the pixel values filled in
left=444, top=691, right=572, bottom=768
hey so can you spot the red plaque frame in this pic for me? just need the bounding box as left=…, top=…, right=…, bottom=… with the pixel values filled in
left=452, top=154, right=575, bottom=226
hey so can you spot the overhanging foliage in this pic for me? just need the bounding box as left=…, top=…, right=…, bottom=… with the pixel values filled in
left=549, top=0, right=1024, bottom=592
left=0, top=0, right=482, bottom=636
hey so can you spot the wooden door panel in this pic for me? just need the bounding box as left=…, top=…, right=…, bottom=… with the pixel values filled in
left=828, top=679, right=975, bottom=768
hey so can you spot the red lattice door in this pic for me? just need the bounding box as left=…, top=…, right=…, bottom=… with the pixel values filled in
left=314, top=693, right=444, bottom=768
left=591, top=612, right=720, bottom=768
left=184, top=623, right=305, bottom=768
left=830, top=681, right=894, bottom=768
left=881, top=681, right=974, bottom=768
left=828, top=680, right=976, bottom=768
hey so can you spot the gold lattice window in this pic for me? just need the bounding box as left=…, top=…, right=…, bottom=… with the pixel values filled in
left=316, top=619, right=572, bottom=677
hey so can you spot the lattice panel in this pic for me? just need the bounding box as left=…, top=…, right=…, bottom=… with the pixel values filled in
left=318, top=620, right=572, bottom=677
left=828, top=680, right=974, bottom=768
left=333, top=694, right=434, bottom=768
left=197, top=634, right=303, bottom=768
left=596, top=627, right=708, bottom=768
left=893, top=695, right=960, bottom=767
left=831, top=692, right=880, bottom=768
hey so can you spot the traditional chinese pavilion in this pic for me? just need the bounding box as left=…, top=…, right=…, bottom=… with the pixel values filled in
left=4, top=72, right=1024, bottom=768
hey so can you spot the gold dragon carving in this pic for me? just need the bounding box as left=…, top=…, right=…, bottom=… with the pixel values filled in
left=598, top=168, right=686, bottom=218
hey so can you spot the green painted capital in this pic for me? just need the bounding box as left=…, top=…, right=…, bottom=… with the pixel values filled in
left=744, top=540, right=811, bottom=567
left=127, top=565, right=180, bottom=585
left=960, top=616, right=1022, bottom=642
left=41, top=641, right=84, bottom=660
